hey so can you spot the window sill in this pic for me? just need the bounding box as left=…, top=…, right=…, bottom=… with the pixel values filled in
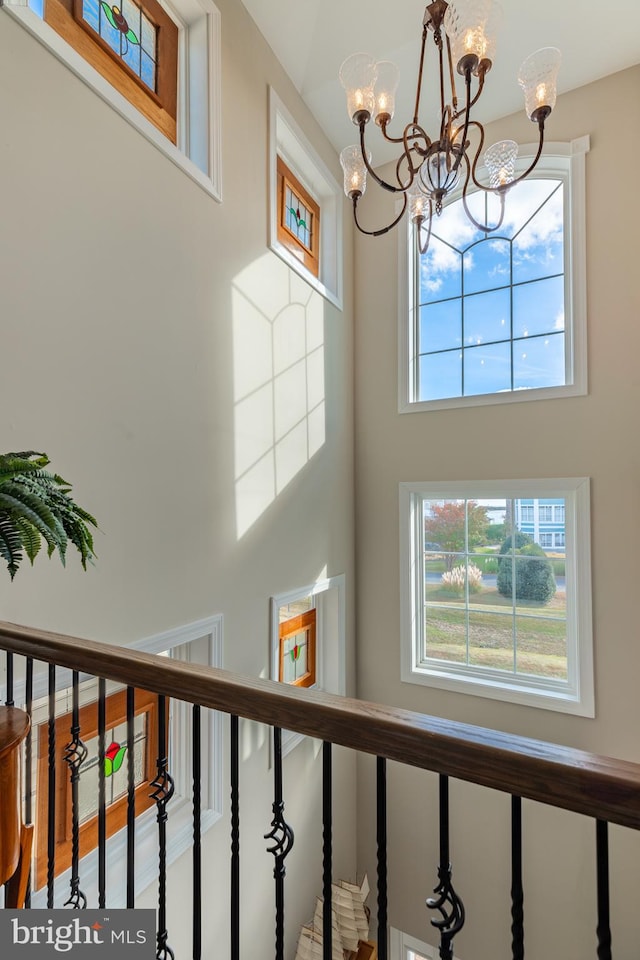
left=402, top=659, right=593, bottom=717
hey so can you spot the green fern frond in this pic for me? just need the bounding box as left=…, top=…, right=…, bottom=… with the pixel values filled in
left=0, top=515, right=23, bottom=579
left=15, top=516, right=42, bottom=564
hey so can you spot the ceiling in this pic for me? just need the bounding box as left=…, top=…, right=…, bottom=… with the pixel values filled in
left=240, top=0, right=640, bottom=164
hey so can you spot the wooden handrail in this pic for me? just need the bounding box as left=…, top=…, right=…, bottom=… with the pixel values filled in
left=1, top=620, right=639, bottom=830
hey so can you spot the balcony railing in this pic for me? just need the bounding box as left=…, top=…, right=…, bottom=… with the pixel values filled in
left=1, top=619, right=639, bottom=960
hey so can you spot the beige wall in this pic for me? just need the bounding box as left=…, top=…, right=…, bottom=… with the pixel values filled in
left=0, top=0, right=356, bottom=954
left=354, top=66, right=640, bottom=959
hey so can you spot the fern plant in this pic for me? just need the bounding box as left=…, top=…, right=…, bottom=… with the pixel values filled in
left=0, top=451, right=97, bottom=580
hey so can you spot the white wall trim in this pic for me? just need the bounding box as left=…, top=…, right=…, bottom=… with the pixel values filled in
left=270, top=574, right=346, bottom=759
left=268, top=87, right=343, bottom=310
left=399, top=478, right=594, bottom=716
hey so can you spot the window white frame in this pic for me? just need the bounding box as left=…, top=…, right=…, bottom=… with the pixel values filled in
left=15, top=615, right=224, bottom=907
left=269, top=88, right=343, bottom=310
left=3, top=0, right=222, bottom=200
left=398, top=137, right=590, bottom=413
left=390, top=927, right=461, bottom=960
left=399, top=478, right=594, bottom=716
left=270, top=573, right=346, bottom=758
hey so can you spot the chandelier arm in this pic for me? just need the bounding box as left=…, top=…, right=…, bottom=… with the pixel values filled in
left=501, top=118, right=547, bottom=189
left=465, top=69, right=487, bottom=114
left=380, top=123, right=430, bottom=148
left=413, top=25, right=429, bottom=125
left=465, top=120, right=488, bottom=192
left=461, top=156, right=507, bottom=233
left=352, top=193, right=409, bottom=237
left=445, top=35, right=459, bottom=117
left=447, top=69, right=473, bottom=182
left=359, top=122, right=412, bottom=194
left=415, top=199, right=434, bottom=255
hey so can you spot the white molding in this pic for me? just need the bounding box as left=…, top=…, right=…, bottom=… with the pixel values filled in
left=390, top=927, right=459, bottom=960
left=25, top=615, right=224, bottom=908
left=2, top=0, right=222, bottom=201
left=399, top=479, right=594, bottom=716
left=268, top=87, right=343, bottom=310
left=270, top=574, right=346, bottom=759
left=398, top=136, right=590, bottom=414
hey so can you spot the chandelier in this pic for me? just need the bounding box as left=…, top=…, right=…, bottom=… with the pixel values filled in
left=338, top=0, right=561, bottom=253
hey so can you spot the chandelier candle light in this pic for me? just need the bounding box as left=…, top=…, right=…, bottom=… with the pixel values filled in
left=338, top=0, right=561, bottom=252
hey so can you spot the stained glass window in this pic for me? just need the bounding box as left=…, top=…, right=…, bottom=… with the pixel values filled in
left=277, top=156, right=321, bottom=278
left=284, top=184, right=313, bottom=253
left=77, top=713, right=147, bottom=822
left=38, top=0, right=178, bottom=143
left=34, top=687, right=164, bottom=891
left=278, top=608, right=317, bottom=688
left=81, top=0, right=158, bottom=92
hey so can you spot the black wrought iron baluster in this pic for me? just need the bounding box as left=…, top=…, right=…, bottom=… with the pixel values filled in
left=426, top=775, right=465, bottom=960
left=24, top=657, right=33, bottom=908
left=151, top=694, right=175, bottom=960
left=230, top=715, right=240, bottom=960
left=264, top=727, right=294, bottom=960
left=377, top=756, right=388, bottom=960
left=98, top=678, right=107, bottom=909
left=126, top=685, right=136, bottom=909
left=47, top=663, right=56, bottom=908
left=596, top=820, right=612, bottom=960
left=6, top=651, right=14, bottom=706
left=63, top=670, right=87, bottom=908
left=192, top=704, right=202, bottom=960
left=322, top=741, right=332, bottom=960
left=511, top=796, right=524, bottom=960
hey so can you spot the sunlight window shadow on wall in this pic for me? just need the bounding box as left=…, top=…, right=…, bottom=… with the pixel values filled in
left=233, top=253, right=326, bottom=540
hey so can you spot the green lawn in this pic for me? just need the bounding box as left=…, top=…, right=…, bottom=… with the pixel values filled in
left=425, top=586, right=567, bottom=679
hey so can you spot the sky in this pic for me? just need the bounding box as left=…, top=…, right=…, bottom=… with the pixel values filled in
left=418, top=178, right=566, bottom=401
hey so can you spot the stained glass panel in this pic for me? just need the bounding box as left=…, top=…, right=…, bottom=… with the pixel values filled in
left=77, top=714, right=146, bottom=823
left=284, top=184, right=313, bottom=252
left=82, top=0, right=157, bottom=92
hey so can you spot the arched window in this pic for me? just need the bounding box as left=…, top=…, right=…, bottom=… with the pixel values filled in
left=400, top=139, right=589, bottom=411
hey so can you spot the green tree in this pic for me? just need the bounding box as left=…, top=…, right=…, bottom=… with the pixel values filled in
left=424, top=501, right=488, bottom=571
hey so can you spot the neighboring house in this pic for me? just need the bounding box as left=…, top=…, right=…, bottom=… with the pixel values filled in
left=514, top=498, right=566, bottom=550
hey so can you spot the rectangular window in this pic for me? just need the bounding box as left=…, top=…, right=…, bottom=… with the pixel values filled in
left=6, top=0, right=222, bottom=199
left=277, top=156, right=320, bottom=278
left=555, top=532, right=565, bottom=548
left=555, top=504, right=565, bottom=523
left=35, top=687, right=163, bottom=891
left=520, top=504, right=534, bottom=523
left=538, top=505, right=553, bottom=523
left=278, top=608, right=317, bottom=688
left=43, top=0, right=178, bottom=142
left=400, top=479, right=593, bottom=715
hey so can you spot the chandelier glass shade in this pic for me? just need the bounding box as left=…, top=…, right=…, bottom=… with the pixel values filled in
left=338, top=0, right=561, bottom=252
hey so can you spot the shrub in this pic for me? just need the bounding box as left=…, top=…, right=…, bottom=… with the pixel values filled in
left=441, top=563, right=483, bottom=596
left=486, top=523, right=506, bottom=543
left=499, top=531, right=534, bottom=554
left=497, top=541, right=556, bottom=603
